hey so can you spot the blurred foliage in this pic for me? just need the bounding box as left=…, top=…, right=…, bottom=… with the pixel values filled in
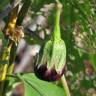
left=0, top=0, right=9, bottom=10
left=0, top=0, right=96, bottom=96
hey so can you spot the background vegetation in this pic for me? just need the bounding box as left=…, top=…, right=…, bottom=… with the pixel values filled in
left=0, top=0, right=96, bottom=96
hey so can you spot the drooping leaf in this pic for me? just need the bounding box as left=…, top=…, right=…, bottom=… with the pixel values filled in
left=21, top=73, right=65, bottom=96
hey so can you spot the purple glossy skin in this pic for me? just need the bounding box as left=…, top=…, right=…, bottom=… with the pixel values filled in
left=34, top=65, right=65, bottom=81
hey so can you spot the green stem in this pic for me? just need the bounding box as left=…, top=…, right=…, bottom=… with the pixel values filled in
left=61, top=75, right=70, bottom=96
left=53, top=2, right=62, bottom=41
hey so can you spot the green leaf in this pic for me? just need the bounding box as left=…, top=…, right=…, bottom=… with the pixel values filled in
left=24, top=81, right=44, bottom=96
left=22, top=73, right=65, bottom=96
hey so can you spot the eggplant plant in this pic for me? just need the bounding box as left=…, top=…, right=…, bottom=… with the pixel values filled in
left=34, top=1, right=66, bottom=82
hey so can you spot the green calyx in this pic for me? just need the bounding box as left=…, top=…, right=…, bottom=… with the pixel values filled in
left=36, top=1, right=66, bottom=74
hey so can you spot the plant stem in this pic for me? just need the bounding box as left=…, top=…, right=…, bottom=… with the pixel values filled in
left=61, top=75, right=70, bottom=96
left=0, top=42, right=12, bottom=96
left=7, top=42, right=16, bottom=74
left=0, top=3, right=19, bottom=96
left=0, top=42, right=12, bottom=81
left=53, top=1, right=62, bottom=41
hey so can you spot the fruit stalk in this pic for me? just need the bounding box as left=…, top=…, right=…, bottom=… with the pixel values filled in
left=53, top=1, right=62, bottom=41
left=61, top=75, right=70, bottom=96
